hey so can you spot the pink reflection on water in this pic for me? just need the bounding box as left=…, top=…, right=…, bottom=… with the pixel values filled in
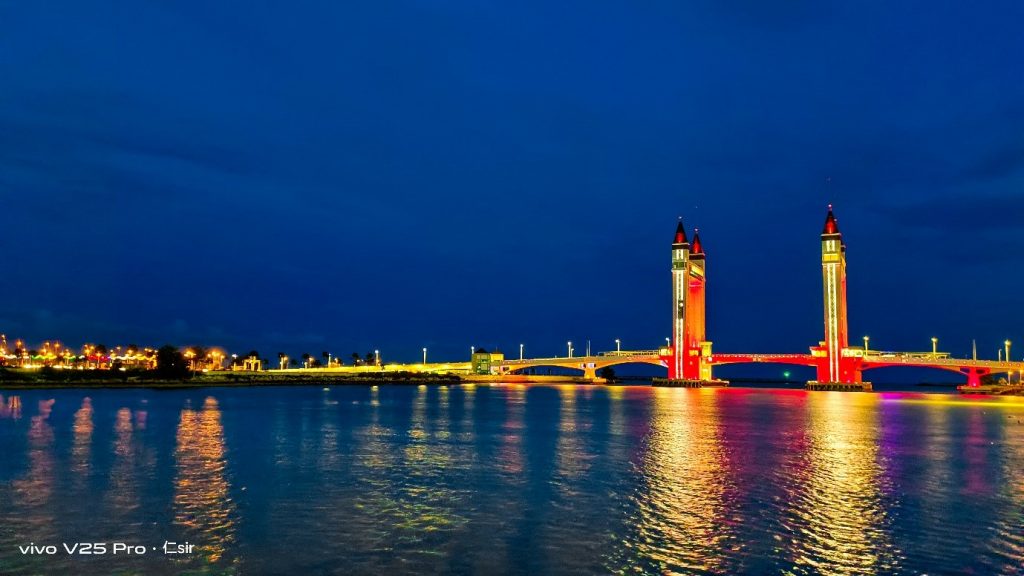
left=0, top=394, right=22, bottom=419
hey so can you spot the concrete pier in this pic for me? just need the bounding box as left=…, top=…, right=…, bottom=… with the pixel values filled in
left=806, top=381, right=873, bottom=392
left=653, top=378, right=730, bottom=388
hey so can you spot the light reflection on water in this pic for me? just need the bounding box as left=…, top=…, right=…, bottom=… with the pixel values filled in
left=788, top=393, right=897, bottom=574
left=619, top=388, right=733, bottom=574
left=173, top=397, right=237, bottom=568
left=0, top=385, right=1022, bottom=575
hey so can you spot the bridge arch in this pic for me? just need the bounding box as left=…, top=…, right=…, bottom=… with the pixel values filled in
left=502, top=356, right=667, bottom=378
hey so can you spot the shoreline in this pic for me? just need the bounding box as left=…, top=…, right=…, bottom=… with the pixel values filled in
left=2, top=371, right=1021, bottom=395
left=0, top=371, right=601, bottom=390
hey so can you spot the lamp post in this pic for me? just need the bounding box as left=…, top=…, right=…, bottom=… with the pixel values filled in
left=519, top=344, right=524, bottom=360
left=615, top=339, right=621, bottom=353
left=567, top=341, right=573, bottom=358
left=375, top=349, right=380, bottom=366
left=422, top=347, right=427, bottom=365
left=665, top=337, right=670, bottom=348
left=1005, top=340, right=1013, bottom=384
left=931, top=337, right=938, bottom=357
left=863, top=336, right=869, bottom=355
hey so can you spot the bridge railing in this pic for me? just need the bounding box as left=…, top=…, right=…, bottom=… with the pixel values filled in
left=863, top=354, right=1024, bottom=370
left=501, top=352, right=661, bottom=365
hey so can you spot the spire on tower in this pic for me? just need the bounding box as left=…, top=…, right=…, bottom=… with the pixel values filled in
left=690, top=228, right=704, bottom=256
left=822, top=204, right=840, bottom=235
left=673, top=219, right=688, bottom=245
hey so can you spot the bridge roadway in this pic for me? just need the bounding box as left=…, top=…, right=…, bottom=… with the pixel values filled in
left=499, top=350, right=1024, bottom=383
left=274, top=351, right=1024, bottom=387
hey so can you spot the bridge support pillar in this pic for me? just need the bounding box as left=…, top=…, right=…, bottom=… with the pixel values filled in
left=960, top=367, right=989, bottom=390
left=808, top=352, right=871, bottom=391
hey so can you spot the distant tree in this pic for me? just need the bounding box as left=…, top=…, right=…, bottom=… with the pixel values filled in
left=155, top=345, right=190, bottom=379
left=351, top=352, right=361, bottom=365
left=95, top=344, right=108, bottom=355
left=301, top=352, right=311, bottom=368
left=365, top=352, right=376, bottom=365
left=246, top=350, right=260, bottom=359
left=322, top=351, right=330, bottom=366
left=597, top=366, right=617, bottom=381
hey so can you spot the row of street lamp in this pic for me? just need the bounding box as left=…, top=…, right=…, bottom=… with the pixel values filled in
left=415, top=336, right=1017, bottom=366
left=862, top=335, right=1013, bottom=362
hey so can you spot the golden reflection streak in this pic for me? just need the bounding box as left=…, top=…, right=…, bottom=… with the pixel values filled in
left=395, top=385, right=460, bottom=533
left=173, top=397, right=236, bottom=565
left=630, top=387, right=729, bottom=574
left=10, top=400, right=57, bottom=544
left=497, top=384, right=526, bottom=476
left=555, top=385, right=589, bottom=482
left=71, top=397, right=93, bottom=477
left=15, top=400, right=56, bottom=505
left=789, top=392, right=897, bottom=575
left=106, top=407, right=139, bottom=516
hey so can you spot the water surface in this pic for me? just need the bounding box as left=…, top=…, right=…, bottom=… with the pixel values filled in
left=1, top=385, right=1022, bottom=575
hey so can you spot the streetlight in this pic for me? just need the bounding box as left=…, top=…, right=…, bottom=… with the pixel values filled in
left=999, top=349, right=1003, bottom=362
left=519, top=343, right=524, bottom=360
left=931, top=337, right=938, bottom=357
left=665, top=337, right=671, bottom=348
left=863, top=335, right=870, bottom=355
left=374, top=349, right=380, bottom=365
left=615, top=339, right=621, bottom=353
left=1005, top=340, right=1012, bottom=364
left=422, top=347, right=427, bottom=364
left=567, top=341, right=573, bottom=358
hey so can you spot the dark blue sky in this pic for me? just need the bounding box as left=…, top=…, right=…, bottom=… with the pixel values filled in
left=1, top=2, right=1022, bottom=367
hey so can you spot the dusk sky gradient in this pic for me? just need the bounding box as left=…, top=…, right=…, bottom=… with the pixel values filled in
left=1, top=2, right=1022, bottom=375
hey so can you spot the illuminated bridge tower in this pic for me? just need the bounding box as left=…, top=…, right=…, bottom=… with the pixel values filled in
left=811, top=205, right=869, bottom=390
left=669, top=220, right=689, bottom=380
left=660, top=221, right=723, bottom=387
left=684, top=230, right=713, bottom=381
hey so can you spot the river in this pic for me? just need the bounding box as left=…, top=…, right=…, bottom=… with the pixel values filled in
left=0, top=385, right=1022, bottom=574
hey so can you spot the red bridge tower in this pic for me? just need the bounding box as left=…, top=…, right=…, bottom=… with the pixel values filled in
left=668, top=220, right=716, bottom=383
left=811, top=205, right=869, bottom=389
